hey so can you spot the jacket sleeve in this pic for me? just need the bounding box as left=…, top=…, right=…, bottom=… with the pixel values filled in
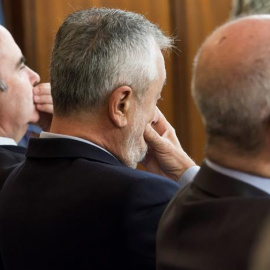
left=122, top=173, right=180, bottom=270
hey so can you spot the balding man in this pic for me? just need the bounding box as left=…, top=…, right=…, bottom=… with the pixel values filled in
left=157, top=15, right=270, bottom=270
left=0, top=26, right=53, bottom=187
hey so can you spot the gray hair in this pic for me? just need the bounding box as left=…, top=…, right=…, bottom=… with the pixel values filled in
left=0, top=78, right=7, bottom=92
left=50, top=8, right=173, bottom=116
left=192, top=37, right=270, bottom=153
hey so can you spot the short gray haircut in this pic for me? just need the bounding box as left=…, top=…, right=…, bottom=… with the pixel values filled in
left=50, top=8, right=173, bottom=116
left=192, top=38, right=270, bottom=153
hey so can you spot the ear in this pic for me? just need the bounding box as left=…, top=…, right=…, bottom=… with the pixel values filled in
left=108, top=86, right=133, bottom=128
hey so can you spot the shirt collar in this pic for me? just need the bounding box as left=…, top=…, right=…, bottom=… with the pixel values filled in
left=0, top=137, right=17, bottom=146
left=40, top=131, right=116, bottom=158
left=205, top=159, right=270, bottom=195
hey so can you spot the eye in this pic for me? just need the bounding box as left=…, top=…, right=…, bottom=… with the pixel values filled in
left=20, top=64, right=26, bottom=70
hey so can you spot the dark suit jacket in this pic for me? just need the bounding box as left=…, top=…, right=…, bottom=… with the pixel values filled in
left=157, top=162, right=270, bottom=270
left=0, top=138, right=180, bottom=270
left=0, top=145, right=26, bottom=189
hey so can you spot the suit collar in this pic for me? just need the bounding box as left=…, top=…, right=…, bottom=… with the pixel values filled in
left=194, top=162, right=269, bottom=198
left=0, top=145, right=26, bottom=154
left=40, top=131, right=115, bottom=158
left=26, top=138, right=124, bottom=167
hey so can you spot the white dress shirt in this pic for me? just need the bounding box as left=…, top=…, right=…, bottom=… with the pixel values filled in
left=205, top=159, right=270, bottom=195
left=179, top=160, right=270, bottom=194
left=178, top=165, right=200, bottom=186
left=0, top=137, right=17, bottom=146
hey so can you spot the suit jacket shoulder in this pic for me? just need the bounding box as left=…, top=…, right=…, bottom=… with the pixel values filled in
left=0, top=145, right=26, bottom=189
left=157, top=162, right=270, bottom=270
left=0, top=138, right=180, bottom=270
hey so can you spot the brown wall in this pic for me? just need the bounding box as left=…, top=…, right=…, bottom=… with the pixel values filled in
left=3, top=0, right=232, bottom=165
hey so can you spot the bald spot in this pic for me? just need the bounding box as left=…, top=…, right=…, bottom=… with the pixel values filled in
left=196, top=15, right=270, bottom=90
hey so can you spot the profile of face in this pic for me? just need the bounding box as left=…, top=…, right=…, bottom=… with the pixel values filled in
left=0, top=27, right=40, bottom=141
left=124, top=49, right=166, bottom=168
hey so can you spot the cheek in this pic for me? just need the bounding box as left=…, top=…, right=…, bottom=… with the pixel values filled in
left=18, top=90, right=34, bottom=111
left=14, top=84, right=38, bottom=119
left=8, top=78, right=32, bottom=100
left=133, top=113, right=146, bottom=138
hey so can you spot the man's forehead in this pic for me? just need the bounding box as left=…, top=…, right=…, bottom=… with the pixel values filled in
left=0, top=28, right=22, bottom=62
left=0, top=25, right=11, bottom=43
left=0, top=26, right=6, bottom=58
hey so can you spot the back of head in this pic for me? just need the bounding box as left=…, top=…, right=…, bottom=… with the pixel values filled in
left=50, top=8, right=173, bottom=117
left=192, top=15, right=270, bottom=154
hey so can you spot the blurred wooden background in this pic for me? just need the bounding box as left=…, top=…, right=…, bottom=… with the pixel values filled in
left=2, top=0, right=232, bottom=165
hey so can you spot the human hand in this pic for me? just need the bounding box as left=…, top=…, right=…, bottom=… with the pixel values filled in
left=33, top=83, right=53, bottom=131
left=142, top=108, right=195, bottom=181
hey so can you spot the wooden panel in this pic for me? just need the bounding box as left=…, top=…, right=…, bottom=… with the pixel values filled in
left=171, top=0, right=232, bottom=164
left=2, top=0, right=24, bottom=51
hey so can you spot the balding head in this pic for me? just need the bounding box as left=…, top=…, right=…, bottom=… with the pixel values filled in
left=0, top=25, right=14, bottom=49
left=0, top=25, right=8, bottom=40
left=0, top=26, right=11, bottom=91
left=192, top=15, right=270, bottom=154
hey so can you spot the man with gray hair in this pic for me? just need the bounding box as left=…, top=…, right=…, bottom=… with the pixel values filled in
left=0, top=8, right=194, bottom=270
left=157, top=15, right=270, bottom=270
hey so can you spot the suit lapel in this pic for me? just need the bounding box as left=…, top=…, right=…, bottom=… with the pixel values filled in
left=26, top=138, right=124, bottom=167
left=194, top=162, right=269, bottom=198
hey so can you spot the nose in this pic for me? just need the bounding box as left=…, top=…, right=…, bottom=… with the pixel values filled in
left=151, top=107, right=159, bottom=125
left=27, top=66, right=40, bottom=86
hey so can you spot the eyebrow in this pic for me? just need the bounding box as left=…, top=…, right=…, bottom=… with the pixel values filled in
left=16, top=56, right=26, bottom=69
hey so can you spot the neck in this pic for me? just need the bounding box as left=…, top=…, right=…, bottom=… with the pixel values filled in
left=0, top=124, right=26, bottom=143
left=50, top=113, right=128, bottom=163
left=206, top=143, right=270, bottom=178
left=50, top=113, right=107, bottom=146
